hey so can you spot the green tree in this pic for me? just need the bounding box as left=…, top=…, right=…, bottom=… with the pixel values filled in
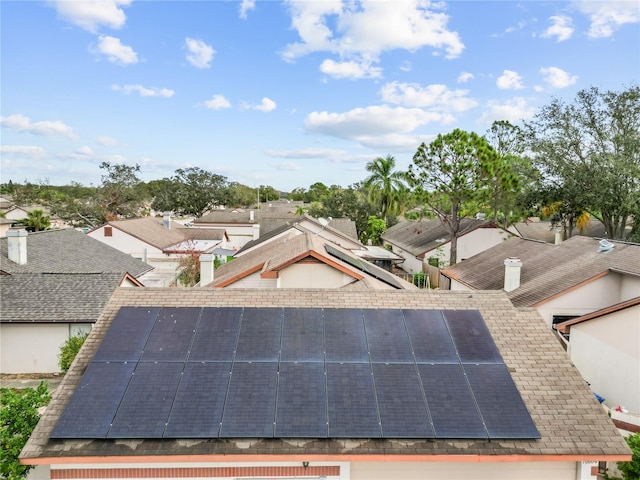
left=409, top=129, right=499, bottom=265
left=58, top=333, right=88, bottom=372
left=363, top=155, right=408, bottom=225
left=0, top=382, right=51, bottom=479
left=304, top=182, right=330, bottom=203
left=307, top=185, right=375, bottom=240
left=363, top=215, right=386, bottom=245
left=22, top=209, right=51, bottom=232
left=525, top=85, right=640, bottom=240
left=226, top=182, right=257, bottom=207
left=257, top=185, right=279, bottom=203
left=99, top=162, right=143, bottom=220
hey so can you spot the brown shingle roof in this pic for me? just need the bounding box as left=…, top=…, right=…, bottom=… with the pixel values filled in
left=441, top=236, right=640, bottom=307
left=21, top=289, right=631, bottom=463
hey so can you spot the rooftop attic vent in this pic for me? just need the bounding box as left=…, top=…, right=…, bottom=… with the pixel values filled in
left=597, top=239, right=615, bottom=253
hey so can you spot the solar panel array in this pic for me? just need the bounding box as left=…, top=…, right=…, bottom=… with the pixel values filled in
left=51, top=306, right=540, bottom=440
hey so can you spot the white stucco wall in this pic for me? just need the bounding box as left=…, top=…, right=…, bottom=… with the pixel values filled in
left=223, top=271, right=278, bottom=289
left=279, top=263, right=356, bottom=289
left=620, top=274, right=640, bottom=301
left=191, top=224, right=255, bottom=250
left=386, top=245, right=423, bottom=274
left=567, top=305, right=640, bottom=414
left=1, top=323, right=91, bottom=374
left=449, top=278, right=473, bottom=292
left=88, top=226, right=164, bottom=260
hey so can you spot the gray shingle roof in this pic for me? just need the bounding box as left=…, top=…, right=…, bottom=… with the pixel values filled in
left=441, top=236, right=640, bottom=307
left=21, top=289, right=631, bottom=462
left=511, top=219, right=607, bottom=243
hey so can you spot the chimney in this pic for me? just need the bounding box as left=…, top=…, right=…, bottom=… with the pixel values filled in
left=252, top=224, right=260, bottom=241
left=7, top=226, right=28, bottom=265
left=199, top=253, right=214, bottom=287
left=554, top=228, right=562, bottom=245
left=163, top=212, right=171, bottom=229
left=503, top=257, right=522, bottom=292
left=249, top=210, right=254, bottom=221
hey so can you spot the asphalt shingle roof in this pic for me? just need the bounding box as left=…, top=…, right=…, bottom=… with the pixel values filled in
left=21, top=289, right=631, bottom=462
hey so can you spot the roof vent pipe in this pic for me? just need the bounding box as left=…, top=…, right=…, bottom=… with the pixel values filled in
left=199, top=253, right=214, bottom=287
left=504, top=257, right=522, bottom=292
left=554, top=228, right=562, bottom=245
left=250, top=210, right=254, bottom=222
left=7, top=226, right=28, bottom=265
left=163, top=212, right=171, bottom=229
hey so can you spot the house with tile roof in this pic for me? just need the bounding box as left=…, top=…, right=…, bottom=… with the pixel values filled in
left=204, top=229, right=415, bottom=290
left=20, top=288, right=631, bottom=480
left=381, top=217, right=513, bottom=273
left=555, top=297, right=640, bottom=433
left=0, top=227, right=153, bottom=374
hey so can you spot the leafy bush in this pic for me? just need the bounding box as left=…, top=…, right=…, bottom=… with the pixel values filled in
left=412, top=271, right=428, bottom=289
left=617, top=433, right=640, bottom=480
left=58, top=333, right=88, bottom=373
left=0, top=382, right=51, bottom=479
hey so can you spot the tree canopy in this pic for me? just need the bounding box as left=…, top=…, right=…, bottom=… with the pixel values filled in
left=363, top=155, right=408, bottom=224
left=99, top=162, right=143, bottom=220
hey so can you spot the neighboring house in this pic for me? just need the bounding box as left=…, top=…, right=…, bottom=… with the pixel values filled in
left=0, top=193, right=14, bottom=210
left=0, top=227, right=153, bottom=374
left=203, top=230, right=415, bottom=290
left=381, top=217, right=513, bottom=273
left=556, top=297, right=640, bottom=433
left=0, top=217, right=13, bottom=237
left=20, top=288, right=630, bottom=480
left=509, top=217, right=607, bottom=243
left=1, top=204, right=69, bottom=230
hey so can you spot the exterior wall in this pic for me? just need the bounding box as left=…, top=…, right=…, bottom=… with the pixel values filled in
left=449, top=278, right=473, bottom=292
left=386, top=244, right=423, bottom=274
left=537, top=272, right=632, bottom=328
left=88, top=227, right=164, bottom=260
left=1, top=323, right=91, bottom=374
left=47, top=461, right=583, bottom=480
left=279, top=263, right=356, bottom=289
left=191, top=224, right=255, bottom=250
left=455, top=227, right=512, bottom=261
left=567, top=305, right=640, bottom=415
left=224, top=271, right=278, bottom=289
left=620, top=274, right=640, bottom=301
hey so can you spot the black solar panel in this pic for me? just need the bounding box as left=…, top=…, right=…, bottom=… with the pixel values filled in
left=326, top=362, right=381, bottom=438
left=220, top=362, right=278, bottom=437
left=373, top=363, right=434, bottom=438
left=281, top=308, right=324, bottom=362
left=275, top=362, right=327, bottom=437
left=141, top=307, right=200, bottom=362
left=444, top=310, right=503, bottom=363
left=419, top=364, right=487, bottom=439
left=108, top=363, right=183, bottom=438
left=189, top=307, right=242, bottom=362
left=234, top=307, right=282, bottom=361
left=51, top=362, right=135, bottom=439
left=324, top=308, right=368, bottom=362
left=465, top=363, right=541, bottom=439
left=92, top=307, right=159, bottom=363
left=56, top=306, right=539, bottom=441
left=164, top=362, right=231, bottom=438
left=364, top=309, right=413, bottom=363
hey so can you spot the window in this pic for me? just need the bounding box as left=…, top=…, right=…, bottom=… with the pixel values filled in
left=104, top=226, right=112, bottom=237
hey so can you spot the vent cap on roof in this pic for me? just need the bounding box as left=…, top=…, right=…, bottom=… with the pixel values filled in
left=598, top=239, right=615, bottom=253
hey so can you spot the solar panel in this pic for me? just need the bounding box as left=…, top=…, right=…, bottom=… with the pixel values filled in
left=403, top=309, right=458, bottom=363
left=465, top=363, right=541, bottom=439
left=189, top=307, right=242, bottom=362
left=324, top=308, right=368, bottom=362
left=108, top=363, right=183, bottom=438
left=164, top=362, right=231, bottom=438
left=372, top=363, right=434, bottom=438
left=220, top=362, right=278, bottom=437
left=51, top=362, right=135, bottom=439
left=140, top=307, right=201, bottom=362
left=364, top=309, right=413, bottom=363
left=419, top=364, right=487, bottom=439
left=326, top=362, right=381, bottom=438
left=92, top=307, right=159, bottom=363
left=234, top=307, right=282, bottom=361
left=444, top=310, right=502, bottom=363
left=275, top=362, right=327, bottom=437
left=280, top=308, right=324, bottom=362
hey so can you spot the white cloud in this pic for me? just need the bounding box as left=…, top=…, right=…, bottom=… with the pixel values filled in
left=95, top=35, right=138, bottom=65
left=379, top=81, right=477, bottom=112
left=112, top=84, right=175, bottom=97
left=273, top=162, right=302, bottom=171
left=75, top=146, right=94, bottom=156
left=253, top=97, right=277, bottom=112
left=496, top=70, right=524, bottom=90
left=0, top=145, right=46, bottom=159
left=575, top=1, right=640, bottom=38
left=50, top=0, right=130, bottom=33
left=541, top=15, right=574, bottom=42
left=204, top=95, right=232, bottom=110
left=457, top=71, right=474, bottom=83
left=265, top=148, right=349, bottom=159
left=477, top=97, right=536, bottom=126
left=399, top=61, right=412, bottom=72
left=320, top=58, right=382, bottom=79
left=96, top=136, right=120, bottom=146
left=185, top=38, right=215, bottom=69
left=0, top=114, right=78, bottom=140
left=239, top=0, right=256, bottom=19
left=282, top=0, right=464, bottom=76
left=540, top=66, right=578, bottom=88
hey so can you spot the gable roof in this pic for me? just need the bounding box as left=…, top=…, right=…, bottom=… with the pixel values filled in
left=556, top=296, right=640, bottom=334
left=510, top=218, right=607, bottom=243
left=381, top=218, right=503, bottom=257
left=21, top=288, right=631, bottom=464
left=209, top=231, right=416, bottom=290
left=441, top=236, right=640, bottom=307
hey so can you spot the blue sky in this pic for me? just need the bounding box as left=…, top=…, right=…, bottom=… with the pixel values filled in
left=1, top=1, right=638, bottom=192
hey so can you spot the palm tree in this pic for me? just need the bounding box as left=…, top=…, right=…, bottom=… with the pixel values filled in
left=24, top=209, right=51, bottom=232
left=363, top=155, right=407, bottom=224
